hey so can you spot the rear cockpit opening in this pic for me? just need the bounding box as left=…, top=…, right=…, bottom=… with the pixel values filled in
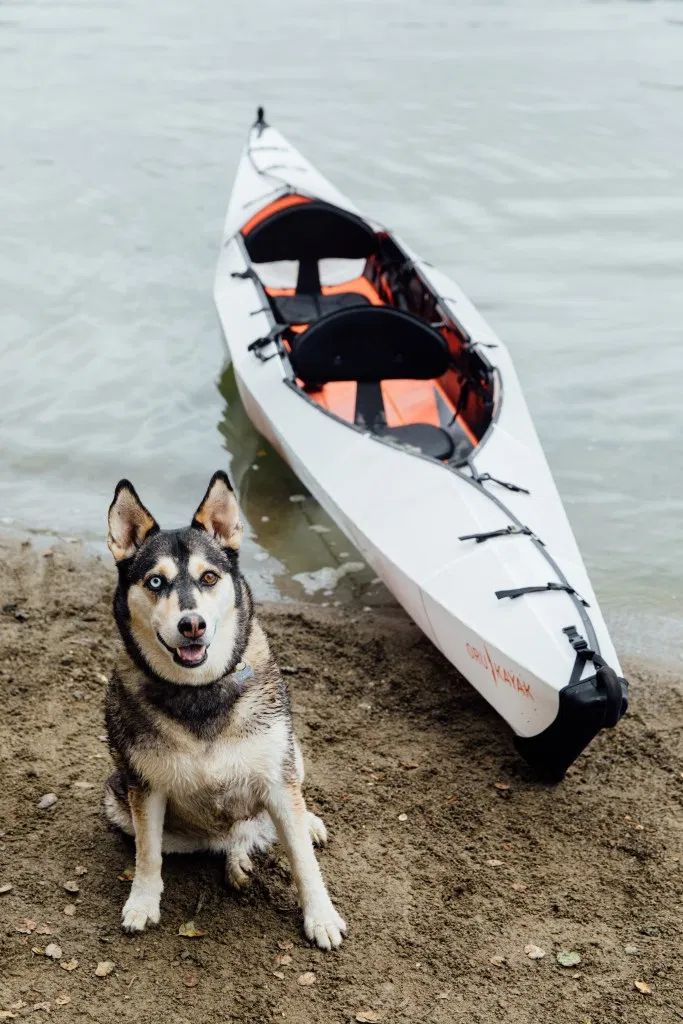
left=241, top=195, right=495, bottom=465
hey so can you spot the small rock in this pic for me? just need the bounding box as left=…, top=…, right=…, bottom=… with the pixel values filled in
left=297, top=971, right=316, bottom=986
left=37, top=793, right=58, bottom=811
left=356, top=1012, right=381, bottom=1023
left=63, top=905, right=77, bottom=917
left=183, top=972, right=199, bottom=988
left=44, top=943, right=62, bottom=960
left=275, top=953, right=292, bottom=966
left=511, top=881, right=528, bottom=892
left=289, top=494, right=306, bottom=503
left=0, top=883, right=13, bottom=894
left=489, top=955, right=506, bottom=967
left=63, top=880, right=79, bottom=894
left=74, top=865, right=88, bottom=876
left=53, top=994, right=70, bottom=1007
left=94, top=961, right=115, bottom=978
left=272, top=970, right=285, bottom=980
left=485, top=859, right=503, bottom=867
left=524, top=944, right=545, bottom=960
left=35, top=924, right=53, bottom=935
left=624, top=944, right=638, bottom=955
left=397, top=813, right=408, bottom=822
left=60, top=959, right=79, bottom=972
left=277, top=940, right=294, bottom=951
left=494, top=782, right=510, bottom=791
left=634, top=980, right=652, bottom=994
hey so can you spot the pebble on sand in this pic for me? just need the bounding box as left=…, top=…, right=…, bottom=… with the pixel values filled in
left=37, top=794, right=58, bottom=811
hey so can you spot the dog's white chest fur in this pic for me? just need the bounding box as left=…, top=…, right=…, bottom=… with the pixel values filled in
left=131, top=718, right=290, bottom=832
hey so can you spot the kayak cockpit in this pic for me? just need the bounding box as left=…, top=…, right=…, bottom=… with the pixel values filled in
left=241, top=194, right=496, bottom=465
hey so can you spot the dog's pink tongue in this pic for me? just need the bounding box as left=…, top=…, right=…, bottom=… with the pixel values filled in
left=177, top=644, right=205, bottom=664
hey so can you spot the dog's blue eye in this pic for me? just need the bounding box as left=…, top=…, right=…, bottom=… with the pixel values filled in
left=146, top=575, right=164, bottom=591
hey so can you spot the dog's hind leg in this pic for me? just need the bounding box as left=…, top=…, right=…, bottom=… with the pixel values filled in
left=220, top=808, right=328, bottom=889
left=220, top=811, right=277, bottom=889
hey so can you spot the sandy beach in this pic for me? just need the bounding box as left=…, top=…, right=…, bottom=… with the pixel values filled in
left=0, top=537, right=681, bottom=1023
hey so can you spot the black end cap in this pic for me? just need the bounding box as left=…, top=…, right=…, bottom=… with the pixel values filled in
left=514, top=673, right=629, bottom=782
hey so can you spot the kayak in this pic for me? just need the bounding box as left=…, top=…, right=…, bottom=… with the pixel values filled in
left=214, top=109, right=628, bottom=779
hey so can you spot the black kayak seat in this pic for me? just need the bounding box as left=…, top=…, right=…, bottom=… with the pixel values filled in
left=378, top=423, right=454, bottom=460
left=244, top=199, right=378, bottom=296
left=289, top=306, right=455, bottom=460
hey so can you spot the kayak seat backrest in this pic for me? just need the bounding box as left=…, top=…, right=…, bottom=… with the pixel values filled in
left=244, top=200, right=377, bottom=263
left=244, top=200, right=378, bottom=297
left=290, top=307, right=450, bottom=384
left=290, top=305, right=455, bottom=459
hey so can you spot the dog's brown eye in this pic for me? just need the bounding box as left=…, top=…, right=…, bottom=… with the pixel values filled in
left=200, top=571, right=219, bottom=587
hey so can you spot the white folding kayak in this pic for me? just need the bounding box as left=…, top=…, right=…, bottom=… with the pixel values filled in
left=214, top=109, right=627, bottom=779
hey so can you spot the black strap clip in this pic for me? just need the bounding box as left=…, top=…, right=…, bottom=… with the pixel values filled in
left=459, top=525, right=537, bottom=544
left=562, top=624, right=593, bottom=657
left=477, top=472, right=530, bottom=495
left=496, top=582, right=590, bottom=607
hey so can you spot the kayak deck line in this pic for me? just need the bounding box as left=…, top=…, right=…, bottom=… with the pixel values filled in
left=214, top=110, right=629, bottom=779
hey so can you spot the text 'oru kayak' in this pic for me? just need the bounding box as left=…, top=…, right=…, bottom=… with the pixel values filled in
left=214, top=109, right=628, bottom=780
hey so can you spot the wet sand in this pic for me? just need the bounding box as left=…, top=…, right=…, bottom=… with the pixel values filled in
left=0, top=538, right=681, bottom=1023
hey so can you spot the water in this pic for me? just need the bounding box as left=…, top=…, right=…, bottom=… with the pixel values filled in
left=1, top=0, right=681, bottom=660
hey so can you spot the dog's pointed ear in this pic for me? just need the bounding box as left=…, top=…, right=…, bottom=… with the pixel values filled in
left=191, top=471, right=243, bottom=551
left=107, top=480, right=159, bottom=562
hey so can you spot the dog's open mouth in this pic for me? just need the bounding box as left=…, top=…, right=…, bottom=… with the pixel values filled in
left=175, top=643, right=207, bottom=667
left=157, top=633, right=209, bottom=668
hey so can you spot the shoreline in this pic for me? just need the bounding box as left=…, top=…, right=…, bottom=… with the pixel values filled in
left=0, top=538, right=681, bottom=1023
left=1, top=524, right=682, bottom=675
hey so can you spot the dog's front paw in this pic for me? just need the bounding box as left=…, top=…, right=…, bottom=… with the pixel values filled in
left=303, top=902, right=347, bottom=951
left=121, top=889, right=161, bottom=933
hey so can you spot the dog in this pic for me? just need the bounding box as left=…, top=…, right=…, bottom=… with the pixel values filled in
left=102, top=470, right=346, bottom=950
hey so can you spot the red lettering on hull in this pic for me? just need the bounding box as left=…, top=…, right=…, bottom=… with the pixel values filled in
left=465, top=643, right=534, bottom=701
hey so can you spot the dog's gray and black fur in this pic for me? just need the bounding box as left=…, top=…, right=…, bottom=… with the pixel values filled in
left=103, top=471, right=346, bottom=949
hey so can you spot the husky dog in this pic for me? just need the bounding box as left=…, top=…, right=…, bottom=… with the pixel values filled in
left=103, top=471, right=346, bottom=950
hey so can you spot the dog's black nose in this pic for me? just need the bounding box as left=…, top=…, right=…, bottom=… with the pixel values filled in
left=178, top=614, right=206, bottom=639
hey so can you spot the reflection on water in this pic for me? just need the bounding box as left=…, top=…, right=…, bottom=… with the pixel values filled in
left=217, top=365, right=394, bottom=608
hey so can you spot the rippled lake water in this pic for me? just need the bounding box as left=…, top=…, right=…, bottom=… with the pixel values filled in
left=1, top=0, right=681, bottom=660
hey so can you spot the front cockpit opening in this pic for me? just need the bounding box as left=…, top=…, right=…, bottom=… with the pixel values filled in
left=241, top=195, right=496, bottom=464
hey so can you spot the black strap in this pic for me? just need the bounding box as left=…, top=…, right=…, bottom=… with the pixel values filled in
left=477, top=473, right=530, bottom=495
left=496, top=582, right=590, bottom=607
left=248, top=325, right=291, bottom=362
left=459, top=525, right=541, bottom=544
left=563, top=625, right=624, bottom=726
left=231, top=268, right=256, bottom=281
